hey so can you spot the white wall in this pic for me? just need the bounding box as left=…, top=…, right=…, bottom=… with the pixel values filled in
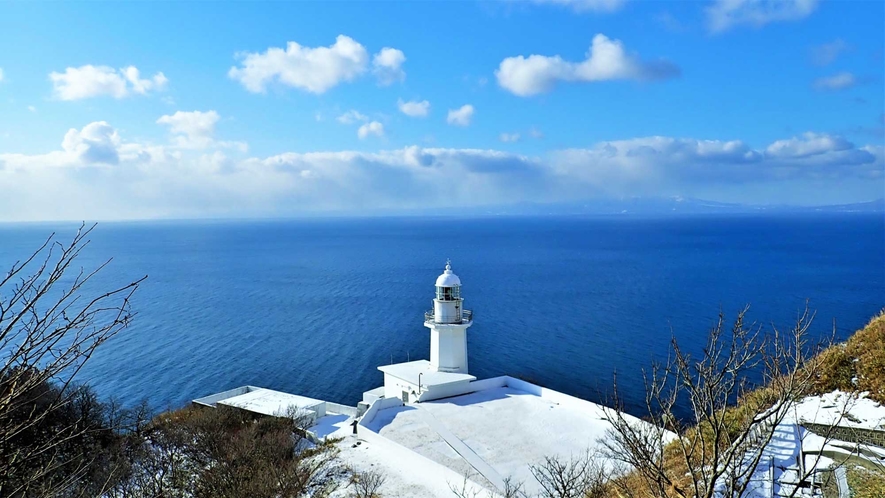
left=359, top=395, right=405, bottom=428
left=383, top=373, right=419, bottom=401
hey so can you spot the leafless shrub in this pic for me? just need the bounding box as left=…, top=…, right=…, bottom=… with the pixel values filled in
left=348, top=469, right=386, bottom=498
left=0, top=223, right=145, bottom=497
left=529, top=451, right=607, bottom=498
left=600, top=306, right=845, bottom=498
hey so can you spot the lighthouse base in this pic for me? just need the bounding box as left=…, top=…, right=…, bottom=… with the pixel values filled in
left=378, top=360, right=476, bottom=403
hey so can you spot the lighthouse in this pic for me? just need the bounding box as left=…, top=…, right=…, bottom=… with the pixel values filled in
left=375, top=261, right=477, bottom=403
left=426, top=261, right=473, bottom=374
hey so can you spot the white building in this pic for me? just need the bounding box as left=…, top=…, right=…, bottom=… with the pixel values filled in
left=376, top=261, right=477, bottom=403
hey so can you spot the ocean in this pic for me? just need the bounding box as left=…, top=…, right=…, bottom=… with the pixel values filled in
left=0, top=214, right=882, bottom=417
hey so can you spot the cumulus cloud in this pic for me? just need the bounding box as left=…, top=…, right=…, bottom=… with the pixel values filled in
left=373, top=48, right=406, bottom=85
left=813, top=72, right=857, bottom=91
left=229, top=35, right=369, bottom=94
left=447, top=105, right=475, bottom=126
left=500, top=132, right=521, bottom=143
left=811, top=39, right=849, bottom=66
left=0, top=68, right=4, bottom=82
left=398, top=99, right=430, bottom=117
left=1, top=124, right=881, bottom=221
left=529, top=0, right=626, bottom=12
left=61, top=121, right=123, bottom=165
left=706, top=0, right=819, bottom=34
left=337, top=110, right=369, bottom=124
left=357, top=121, right=385, bottom=139
left=496, top=34, right=679, bottom=96
left=49, top=65, right=168, bottom=100
left=157, top=110, right=247, bottom=151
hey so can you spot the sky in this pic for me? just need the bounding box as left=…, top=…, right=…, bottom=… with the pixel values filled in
left=0, top=0, right=883, bottom=221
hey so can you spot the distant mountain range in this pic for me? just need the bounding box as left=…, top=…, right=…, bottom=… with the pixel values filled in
left=392, top=197, right=885, bottom=217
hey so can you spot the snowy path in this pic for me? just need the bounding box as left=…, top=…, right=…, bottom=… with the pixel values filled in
left=834, top=467, right=850, bottom=498
left=416, top=405, right=507, bottom=492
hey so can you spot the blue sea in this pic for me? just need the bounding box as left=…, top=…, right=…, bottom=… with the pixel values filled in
left=0, top=214, right=883, bottom=417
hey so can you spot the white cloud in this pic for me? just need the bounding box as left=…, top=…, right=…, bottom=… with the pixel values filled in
left=49, top=65, right=168, bottom=100
left=529, top=0, right=626, bottom=12
left=373, top=48, right=406, bottom=86
left=28, top=105, right=36, bottom=113
left=447, top=105, right=475, bottom=126
left=0, top=68, right=4, bottom=82
left=398, top=99, right=430, bottom=117
left=500, top=132, right=521, bottom=143
left=496, top=34, right=679, bottom=96
left=337, top=110, right=369, bottom=124
left=157, top=110, right=247, bottom=151
left=765, top=132, right=852, bottom=158
left=811, top=39, right=849, bottom=66
left=60, top=121, right=122, bottom=165
left=813, top=72, right=857, bottom=91
left=357, top=121, right=385, bottom=139
left=229, top=35, right=369, bottom=94
left=706, top=0, right=819, bottom=34
left=529, top=127, right=544, bottom=139
left=0, top=125, right=880, bottom=221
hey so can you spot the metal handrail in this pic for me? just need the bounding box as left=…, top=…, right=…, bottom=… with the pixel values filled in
left=424, top=309, right=473, bottom=323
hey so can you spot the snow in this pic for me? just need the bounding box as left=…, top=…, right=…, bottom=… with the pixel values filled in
left=366, top=386, right=640, bottom=496
left=217, top=388, right=324, bottom=417
left=721, top=391, right=885, bottom=498
left=327, top=426, right=490, bottom=498
left=310, top=414, right=352, bottom=440
left=379, top=360, right=475, bottom=386
left=793, top=390, right=885, bottom=430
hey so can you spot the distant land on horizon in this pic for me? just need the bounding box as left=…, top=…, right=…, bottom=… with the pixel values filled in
left=2, top=197, right=883, bottom=225
left=365, top=197, right=885, bottom=218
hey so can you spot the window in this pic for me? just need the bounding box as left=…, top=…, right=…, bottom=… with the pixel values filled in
left=436, top=286, right=456, bottom=301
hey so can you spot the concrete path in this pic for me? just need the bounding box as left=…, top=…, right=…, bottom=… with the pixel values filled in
left=416, top=405, right=507, bottom=492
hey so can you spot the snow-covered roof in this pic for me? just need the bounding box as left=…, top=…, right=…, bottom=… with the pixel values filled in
left=378, top=360, right=475, bottom=387
left=364, top=384, right=666, bottom=496
left=217, top=387, right=324, bottom=417
left=435, top=262, right=461, bottom=287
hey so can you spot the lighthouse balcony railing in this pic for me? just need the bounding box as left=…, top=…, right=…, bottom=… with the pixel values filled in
left=424, top=309, right=473, bottom=324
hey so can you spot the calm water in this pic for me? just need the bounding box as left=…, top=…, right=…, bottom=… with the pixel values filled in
left=0, top=215, right=882, bottom=417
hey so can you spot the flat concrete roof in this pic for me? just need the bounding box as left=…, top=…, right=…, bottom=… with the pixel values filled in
left=364, top=385, right=625, bottom=496
left=378, top=360, right=475, bottom=387
left=217, top=388, right=324, bottom=417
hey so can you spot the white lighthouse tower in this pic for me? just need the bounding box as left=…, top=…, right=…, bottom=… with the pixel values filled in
left=426, top=261, right=473, bottom=373
left=375, top=261, right=477, bottom=403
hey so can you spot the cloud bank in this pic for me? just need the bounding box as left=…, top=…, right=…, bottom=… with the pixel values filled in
left=0, top=122, right=880, bottom=221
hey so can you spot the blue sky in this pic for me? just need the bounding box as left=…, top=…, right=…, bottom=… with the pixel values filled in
left=0, top=0, right=882, bottom=221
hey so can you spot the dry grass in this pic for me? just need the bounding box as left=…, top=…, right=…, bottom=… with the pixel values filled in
left=605, top=309, right=885, bottom=498
left=847, top=467, right=885, bottom=498
left=808, top=310, right=885, bottom=402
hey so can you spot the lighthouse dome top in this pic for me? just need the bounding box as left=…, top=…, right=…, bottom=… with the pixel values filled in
left=435, top=261, right=461, bottom=287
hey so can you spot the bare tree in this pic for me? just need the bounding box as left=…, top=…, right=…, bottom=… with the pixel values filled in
left=0, top=223, right=145, bottom=496
left=529, top=451, right=608, bottom=498
left=348, top=469, right=386, bottom=498
left=450, top=453, right=607, bottom=498
left=600, top=306, right=842, bottom=498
